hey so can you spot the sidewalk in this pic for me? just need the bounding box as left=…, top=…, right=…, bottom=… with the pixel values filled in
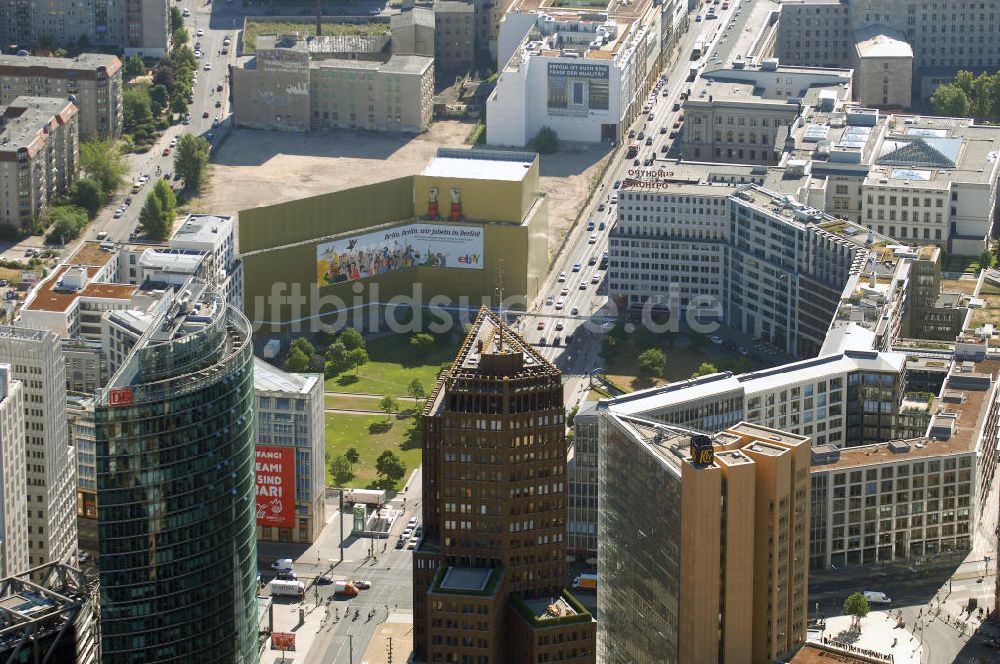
left=811, top=611, right=922, bottom=664
left=359, top=610, right=414, bottom=664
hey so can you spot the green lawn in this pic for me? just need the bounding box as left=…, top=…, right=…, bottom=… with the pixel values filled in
left=603, top=343, right=715, bottom=392
left=941, top=254, right=983, bottom=274
left=243, top=20, right=390, bottom=53
left=324, top=334, right=459, bottom=397
left=324, top=394, right=421, bottom=413
left=325, top=413, right=421, bottom=490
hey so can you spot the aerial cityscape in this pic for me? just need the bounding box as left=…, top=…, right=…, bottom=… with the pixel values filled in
left=0, top=0, right=998, bottom=662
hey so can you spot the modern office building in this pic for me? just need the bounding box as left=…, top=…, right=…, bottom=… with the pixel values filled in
left=239, top=148, right=549, bottom=333
left=0, top=562, right=99, bottom=664
left=0, top=327, right=78, bottom=576
left=94, top=280, right=258, bottom=663
left=598, top=417, right=810, bottom=663
left=0, top=53, right=123, bottom=140
left=774, top=0, right=1000, bottom=100
left=413, top=307, right=595, bottom=664
left=487, top=0, right=688, bottom=146
left=0, top=96, right=79, bottom=230
left=0, top=364, right=27, bottom=577
left=67, top=393, right=98, bottom=558
left=0, top=0, right=169, bottom=58
left=164, top=214, right=244, bottom=309
left=232, top=33, right=433, bottom=133
left=568, top=401, right=598, bottom=562
left=254, top=358, right=325, bottom=545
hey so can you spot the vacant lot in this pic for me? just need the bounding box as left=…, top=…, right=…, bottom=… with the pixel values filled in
left=194, top=121, right=609, bottom=261
left=325, top=413, right=420, bottom=490
left=243, top=20, right=389, bottom=53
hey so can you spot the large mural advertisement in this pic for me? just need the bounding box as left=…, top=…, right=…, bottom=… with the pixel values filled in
left=256, top=446, right=296, bottom=529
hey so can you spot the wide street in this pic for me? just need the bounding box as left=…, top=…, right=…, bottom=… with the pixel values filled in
left=512, top=0, right=754, bottom=408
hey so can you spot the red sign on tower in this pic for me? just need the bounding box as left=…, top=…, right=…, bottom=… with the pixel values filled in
left=255, top=447, right=296, bottom=529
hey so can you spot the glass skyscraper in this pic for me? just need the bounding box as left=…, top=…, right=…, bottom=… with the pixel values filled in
left=94, top=282, right=258, bottom=663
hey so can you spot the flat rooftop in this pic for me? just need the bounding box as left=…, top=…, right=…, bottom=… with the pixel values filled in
left=23, top=266, right=137, bottom=313
left=421, top=148, right=535, bottom=182
left=170, top=214, right=233, bottom=247
left=0, top=52, right=120, bottom=73
left=691, top=65, right=852, bottom=107
left=254, top=357, right=320, bottom=395
left=438, top=567, right=493, bottom=592
left=854, top=26, right=913, bottom=59
left=0, top=97, right=76, bottom=157
left=69, top=241, right=119, bottom=269
left=520, top=595, right=586, bottom=622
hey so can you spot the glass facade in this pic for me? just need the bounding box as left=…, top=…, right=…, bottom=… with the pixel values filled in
left=95, top=292, right=258, bottom=664
left=597, top=413, right=681, bottom=664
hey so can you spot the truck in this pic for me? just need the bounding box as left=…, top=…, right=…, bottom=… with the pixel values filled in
left=572, top=573, right=597, bottom=591
left=688, top=64, right=700, bottom=82
left=625, top=143, right=639, bottom=159
left=268, top=579, right=305, bottom=598
left=345, top=488, right=386, bottom=506
left=335, top=581, right=359, bottom=598
left=262, top=338, right=281, bottom=360
left=691, top=39, right=704, bottom=59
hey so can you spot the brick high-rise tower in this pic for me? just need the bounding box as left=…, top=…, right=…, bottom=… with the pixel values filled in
left=413, top=307, right=595, bottom=663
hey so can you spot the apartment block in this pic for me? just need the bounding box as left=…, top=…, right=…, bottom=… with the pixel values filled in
left=232, top=33, right=434, bottom=134
left=413, top=307, right=595, bottom=664
left=434, top=0, right=476, bottom=73
left=254, top=358, right=326, bottom=545
left=0, top=54, right=123, bottom=140
left=391, top=6, right=436, bottom=58
left=0, top=327, right=78, bottom=575
left=597, top=417, right=810, bottom=663
left=0, top=364, right=27, bottom=577
left=0, top=96, right=78, bottom=230
left=0, top=0, right=169, bottom=57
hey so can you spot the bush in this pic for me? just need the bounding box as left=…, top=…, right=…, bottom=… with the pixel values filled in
left=528, top=126, right=559, bottom=154
left=42, top=205, right=88, bottom=244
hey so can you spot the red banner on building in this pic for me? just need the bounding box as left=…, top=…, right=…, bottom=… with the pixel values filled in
left=271, top=632, right=296, bottom=650
left=255, top=446, right=296, bottom=529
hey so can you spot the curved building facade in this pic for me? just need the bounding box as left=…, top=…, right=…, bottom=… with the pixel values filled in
left=94, top=283, right=258, bottom=663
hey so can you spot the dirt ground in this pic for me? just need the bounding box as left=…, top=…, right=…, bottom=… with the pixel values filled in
left=189, top=120, right=609, bottom=261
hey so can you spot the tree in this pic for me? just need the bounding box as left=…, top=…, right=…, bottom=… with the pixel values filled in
left=347, top=347, right=368, bottom=375
left=170, top=92, right=188, bottom=116
left=980, top=249, right=993, bottom=270
left=691, top=362, right=718, bottom=378
left=123, top=54, right=146, bottom=79
left=123, top=85, right=153, bottom=130
left=284, top=346, right=310, bottom=372
left=329, top=454, right=353, bottom=485
left=42, top=206, right=88, bottom=244
left=345, top=447, right=360, bottom=466
left=407, top=378, right=427, bottom=404
left=843, top=592, right=870, bottom=632
left=637, top=348, right=666, bottom=379
left=325, top=341, right=349, bottom=376
left=567, top=404, right=580, bottom=427
left=150, top=84, right=169, bottom=115
left=340, top=327, right=365, bottom=351
left=169, top=5, right=184, bottom=33
left=929, top=83, right=971, bottom=118
left=375, top=450, right=407, bottom=487
left=409, top=332, right=434, bottom=352
left=80, top=140, right=128, bottom=196
left=69, top=178, right=103, bottom=218
left=138, top=194, right=166, bottom=239
left=379, top=395, right=399, bottom=422
left=528, top=126, right=559, bottom=154
left=291, top=337, right=316, bottom=359
left=172, top=27, right=189, bottom=47
left=174, top=133, right=211, bottom=190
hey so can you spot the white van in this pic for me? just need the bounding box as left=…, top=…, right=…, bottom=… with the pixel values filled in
left=268, top=579, right=304, bottom=598
left=863, top=590, right=891, bottom=604
left=271, top=558, right=293, bottom=571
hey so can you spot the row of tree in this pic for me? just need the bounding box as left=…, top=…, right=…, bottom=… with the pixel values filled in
left=929, top=69, right=1000, bottom=121
left=329, top=447, right=407, bottom=490
left=138, top=179, right=177, bottom=240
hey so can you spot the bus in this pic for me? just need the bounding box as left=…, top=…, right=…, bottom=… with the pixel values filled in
left=691, top=39, right=704, bottom=60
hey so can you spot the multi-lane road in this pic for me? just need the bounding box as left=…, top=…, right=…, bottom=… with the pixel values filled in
left=515, top=0, right=752, bottom=406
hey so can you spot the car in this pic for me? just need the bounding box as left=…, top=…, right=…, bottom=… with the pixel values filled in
left=661, top=90, right=668, bottom=97
left=537, top=321, right=545, bottom=330
left=217, top=83, right=224, bottom=92
left=223, top=38, right=232, bottom=46
left=538, top=337, right=546, bottom=346
left=215, top=100, right=222, bottom=107
left=407, top=516, right=418, bottom=527
left=552, top=336, right=561, bottom=346
left=628, top=129, right=636, bottom=138
left=395, top=536, right=406, bottom=549
left=669, top=130, right=678, bottom=138
left=188, top=94, right=195, bottom=103
left=645, top=137, right=653, bottom=146
left=588, top=255, right=597, bottom=266
left=555, top=322, right=564, bottom=331
left=271, top=558, right=293, bottom=571
left=276, top=571, right=298, bottom=581
left=558, top=271, right=566, bottom=282
left=407, top=538, right=418, bottom=549
left=125, top=196, right=133, bottom=205
left=560, top=287, right=569, bottom=296
left=402, top=527, right=413, bottom=538
left=695, top=14, right=702, bottom=21
left=609, top=195, right=618, bottom=204
left=353, top=580, right=371, bottom=590
left=414, top=526, right=423, bottom=536
left=587, top=221, right=595, bottom=231
left=182, top=8, right=190, bottom=16
left=113, top=208, right=123, bottom=219
left=633, top=158, right=640, bottom=166
left=162, top=147, right=171, bottom=156
left=864, top=591, right=891, bottom=604
left=588, top=234, right=597, bottom=244
left=572, top=262, right=581, bottom=272
left=204, top=63, right=212, bottom=70
left=599, top=221, right=606, bottom=230
left=163, top=172, right=172, bottom=181
left=673, top=121, right=681, bottom=129
left=212, top=118, right=220, bottom=127
left=316, top=574, right=335, bottom=584
left=709, top=335, right=724, bottom=345
left=672, top=102, right=681, bottom=111
left=647, top=113, right=654, bottom=121
left=173, top=172, right=182, bottom=181
left=597, top=203, right=606, bottom=211
left=579, top=281, right=587, bottom=290
left=194, top=50, right=202, bottom=58
left=138, top=174, right=149, bottom=183
left=196, top=28, right=204, bottom=37
left=637, top=131, right=645, bottom=140
left=613, top=180, right=621, bottom=189
left=591, top=274, right=600, bottom=284
left=203, top=110, right=210, bottom=118
left=169, top=137, right=177, bottom=147
left=659, top=126, right=667, bottom=134
left=661, top=144, right=669, bottom=153
left=194, top=42, right=201, bottom=51
left=555, top=298, right=565, bottom=310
